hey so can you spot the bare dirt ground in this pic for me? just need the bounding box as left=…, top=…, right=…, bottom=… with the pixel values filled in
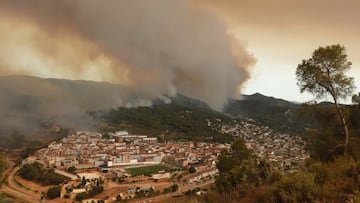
left=15, top=175, right=50, bottom=194
left=94, top=179, right=173, bottom=201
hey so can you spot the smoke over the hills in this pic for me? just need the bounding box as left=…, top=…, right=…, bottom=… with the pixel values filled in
left=0, top=0, right=255, bottom=108
left=0, top=0, right=255, bottom=132
left=0, top=75, right=155, bottom=132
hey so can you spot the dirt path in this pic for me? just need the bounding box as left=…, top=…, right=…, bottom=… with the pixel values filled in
left=125, top=179, right=215, bottom=203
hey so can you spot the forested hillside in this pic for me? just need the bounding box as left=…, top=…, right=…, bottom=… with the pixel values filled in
left=224, top=93, right=303, bottom=133
left=97, top=99, right=233, bottom=142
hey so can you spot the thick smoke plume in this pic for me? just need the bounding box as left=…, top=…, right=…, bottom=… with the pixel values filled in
left=0, top=0, right=255, bottom=132
left=0, top=0, right=255, bottom=107
left=0, top=75, right=152, bottom=132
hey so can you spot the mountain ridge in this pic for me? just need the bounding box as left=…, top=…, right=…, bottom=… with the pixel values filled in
left=0, top=75, right=304, bottom=148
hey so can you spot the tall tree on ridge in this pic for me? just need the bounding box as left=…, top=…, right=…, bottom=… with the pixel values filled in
left=296, top=44, right=355, bottom=155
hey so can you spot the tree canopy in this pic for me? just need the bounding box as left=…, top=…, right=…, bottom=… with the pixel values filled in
left=296, top=44, right=354, bottom=100
left=296, top=44, right=355, bottom=155
left=18, top=162, right=69, bottom=186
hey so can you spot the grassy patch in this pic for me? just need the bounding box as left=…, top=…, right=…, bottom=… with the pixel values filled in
left=125, top=165, right=174, bottom=177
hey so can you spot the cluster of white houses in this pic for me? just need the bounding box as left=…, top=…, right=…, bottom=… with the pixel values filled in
left=34, top=120, right=309, bottom=174
left=36, top=131, right=162, bottom=170
left=222, top=121, right=310, bottom=171
left=35, top=131, right=228, bottom=173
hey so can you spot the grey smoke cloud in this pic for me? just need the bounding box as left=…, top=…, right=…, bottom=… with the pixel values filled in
left=0, top=0, right=255, bottom=135
left=0, top=75, right=153, bottom=132
left=0, top=0, right=255, bottom=110
left=75, top=0, right=256, bottom=108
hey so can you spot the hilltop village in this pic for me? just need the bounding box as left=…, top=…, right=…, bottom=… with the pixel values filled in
left=18, top=120, right=309, bottom=202
left=222, top=121, right=309, bottom=171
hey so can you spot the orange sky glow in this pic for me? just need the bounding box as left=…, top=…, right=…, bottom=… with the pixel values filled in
left=195, top=0, right=360, bottom=102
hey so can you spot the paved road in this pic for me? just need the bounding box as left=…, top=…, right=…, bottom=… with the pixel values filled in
left=0, top=160, right=42, bottom=203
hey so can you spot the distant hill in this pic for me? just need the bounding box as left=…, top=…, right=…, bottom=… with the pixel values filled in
left=97, top=94, right=233, bottom=142
left=241, top=93, right=298, bottom=109
left=224, top=93, right=303, bottom=133
left=0, top=75, right=235, bottom=147
left=170, top=94, right=211, bottom=110
left=101, top=93, right=306, bottom=141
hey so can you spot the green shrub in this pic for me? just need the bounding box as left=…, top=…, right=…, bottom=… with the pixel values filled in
left=18, top=163, right=69, bottom=186
left=267, top=172, right=320, bottom=203
left=46, top=186, right=61, bottom=199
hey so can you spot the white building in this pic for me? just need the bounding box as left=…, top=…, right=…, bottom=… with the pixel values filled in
left=77, top=172, right=100, bottom=180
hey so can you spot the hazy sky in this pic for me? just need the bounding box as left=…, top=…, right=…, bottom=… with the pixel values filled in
left=195, top=0, right=360, bottom=102
left=1, top=0, right=359, bottom=105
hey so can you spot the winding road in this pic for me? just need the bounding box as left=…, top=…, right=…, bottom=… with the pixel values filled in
left=0, top=159, right=42, bottom=203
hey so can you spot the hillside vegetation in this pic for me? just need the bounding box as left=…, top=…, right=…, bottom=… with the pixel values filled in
left=298, top=104, right=360, bottom=161
left=224, top=93, right=303, bottom=134
left=98, top=100, right=233, bottom=142
left=18, top=162, right=69, bottom=186
left=125, top=165, right=174, bottom=177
